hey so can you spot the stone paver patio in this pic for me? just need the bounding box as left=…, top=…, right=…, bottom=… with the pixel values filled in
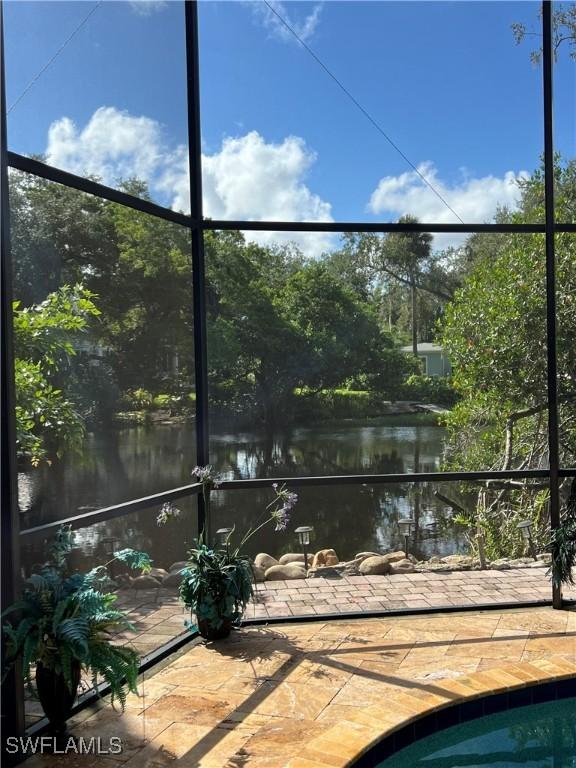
left=247, top=567, right=569, bottom=618
left=113, top=566, right=575, bottom=657
left=24, top=606, right=576, bottom=768
left=24, top=567, right=575, bottom=727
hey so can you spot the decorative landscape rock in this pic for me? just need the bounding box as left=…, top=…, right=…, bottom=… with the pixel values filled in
left=279, top=553, right=307, bottom=566
left=169, top=561, right=188, bottom=573
left=311, top=549, right=339, bottom=569
left=354, top=552, right=380, bottom=562
left=358, top=556, right=392, bottom=576
left=254, top=553, right=279, bottom=571
left=251, top=565, right=266, bottom=583
left=130, top=574, right=162, bottom=589
left=381, top=551, right=407, bottom=564
left=149, top=567, right=169, bottom=580
left=390, top=558, right=415, bottom=574
left=264, top=564, right=307, bottom=581
left=162, top=572, right=184, bottom=589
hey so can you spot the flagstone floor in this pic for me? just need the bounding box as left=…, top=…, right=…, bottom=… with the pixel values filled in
left=24, top=606, right=576, bottom=768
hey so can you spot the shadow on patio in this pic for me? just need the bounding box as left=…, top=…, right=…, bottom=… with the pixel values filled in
left=23, top=606, right=576, bottom=768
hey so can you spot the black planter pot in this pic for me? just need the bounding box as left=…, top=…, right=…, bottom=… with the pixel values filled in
left=35, top=660, right=81, bottom=738
left=197, top=616, right=232, bottom=641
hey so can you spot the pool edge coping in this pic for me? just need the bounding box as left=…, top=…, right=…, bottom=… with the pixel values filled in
left=286, top=658, right=576, bottom=768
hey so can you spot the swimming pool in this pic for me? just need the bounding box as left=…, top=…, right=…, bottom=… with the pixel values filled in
left=369, top=697, right=576, bottom=767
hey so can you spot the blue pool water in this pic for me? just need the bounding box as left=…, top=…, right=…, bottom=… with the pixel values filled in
left=375, top=697, right=576, bottom=767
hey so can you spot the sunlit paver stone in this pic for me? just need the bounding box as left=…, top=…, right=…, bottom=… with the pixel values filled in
left=23, top=607, right=576, bottom=768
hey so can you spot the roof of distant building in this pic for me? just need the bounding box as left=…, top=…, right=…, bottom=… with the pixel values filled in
left=400, top=343, right=445, bottom=354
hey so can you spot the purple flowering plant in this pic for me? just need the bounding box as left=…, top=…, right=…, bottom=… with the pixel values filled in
left=191, top=465, right=222, bottom=488
left=160, top=465, right=298, bottom=553
left=160, top=468, right=298, bottom=637
left=156, top=502, right=181, bottom=525
left=227, top=482, right=299, bottom=556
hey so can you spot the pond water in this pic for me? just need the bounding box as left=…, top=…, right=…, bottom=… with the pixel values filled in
left=18, top=417, right=469, bottom=574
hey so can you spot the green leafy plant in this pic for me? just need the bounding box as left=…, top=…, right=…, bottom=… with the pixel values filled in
left=550, top=518, right=576, bottom=588
left=550, top=483, right=576, bottom=588
left=126, top=388, right=154, bottom=411
left=179, top=543, right=253, bottom=632
left=171, top=470, right=298, bottom=636
left=13, top=284, right=100, bottom=465
left=2, top=525, right=152, bottom=710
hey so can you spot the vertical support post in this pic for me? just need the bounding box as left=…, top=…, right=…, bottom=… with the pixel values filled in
left=185, top=1, right=210, bottom=537
left=0, top=1, right=26, bottom=748
left=542, top=1, right=562, bottom=609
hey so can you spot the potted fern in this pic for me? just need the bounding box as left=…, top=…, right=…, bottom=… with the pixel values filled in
left=161, top=467, right=298, bottom=640
left=2, top=525, right=152, bottom=741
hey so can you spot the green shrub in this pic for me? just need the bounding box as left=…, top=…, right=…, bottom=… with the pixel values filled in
left=294, top=388, right=371, bottom=420
left=126, top=388, right=154, bottom=410
left=401, top=374, right=459, bottom=407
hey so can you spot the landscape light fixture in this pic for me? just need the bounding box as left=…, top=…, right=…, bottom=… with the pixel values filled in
left=102, top=536, right=117, bottom=558
left=295, top=526, right=314, bottom=569
left=216, top=527, right=234, bottom=555
left=517, top=520, right=538, bottom=561
left=398, top=518, right=414, bottom=558
left=102, top=536, right=118, bottom=577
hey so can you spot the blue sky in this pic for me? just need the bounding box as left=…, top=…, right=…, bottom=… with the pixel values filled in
left=4, top=0, right=575, bottom=251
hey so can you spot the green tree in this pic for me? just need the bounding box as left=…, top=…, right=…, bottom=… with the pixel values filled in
left=205, top=231, right=408, bottom=429
left=341, top=219, right=455, bottom=355
left=513, top=3, right=576, bottom=63
left=9, top=171, right=194, bottom=399
left=13, top=284, right=100, bottom=464
left=440, top=159, right=576, bottom=556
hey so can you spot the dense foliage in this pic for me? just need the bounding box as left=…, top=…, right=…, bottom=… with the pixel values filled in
left=440, top=160, right=576, bottom=557
left=13, top=284, right=100, bottom=464
left=9, top=171, right=443, bottom=462
left=179, top=544, right=253, bottom=631
left=2, top=526, right=152, bottom=708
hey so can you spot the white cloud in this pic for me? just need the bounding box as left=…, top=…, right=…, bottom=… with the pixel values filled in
left=45, top=108, right=333, bottom=256
left=158, top=131, right=334, bottom=255
left=129, top=0, right=167, bottom=16
left=46, top=107, right=163, bottom=185
left=369, top=162, right=530, bottom=249
left=247, top=1, right=323, bottom=44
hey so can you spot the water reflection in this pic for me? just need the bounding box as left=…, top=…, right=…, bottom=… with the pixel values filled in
left=377, top=697, right=576, bottom=768
left=18, top=417, right=467, bottom=572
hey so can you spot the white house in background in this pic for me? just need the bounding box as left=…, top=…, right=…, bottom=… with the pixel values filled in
left=401, top=343, right=451, bottom=377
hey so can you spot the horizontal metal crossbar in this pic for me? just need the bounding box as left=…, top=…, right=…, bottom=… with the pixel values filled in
left=19, top=469, right=561, bottom=538
left=205, top=220, right=548, bottom=234
left=8, top=152, right=576, bottom=236
left=7, top=152, right=195, bottom=228
left=217, top=469, right=551, bottom=490
left=19, top=482, right=203, bottom=538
